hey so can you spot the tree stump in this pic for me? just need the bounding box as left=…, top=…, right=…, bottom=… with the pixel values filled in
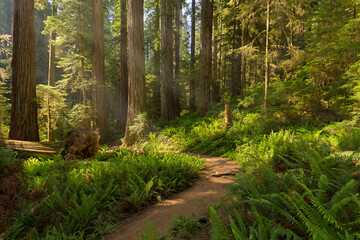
left=63, top=128, right=100, bottom=160
left=222, top=104, right=238, bottom=129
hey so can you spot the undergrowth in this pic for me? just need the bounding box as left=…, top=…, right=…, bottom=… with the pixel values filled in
left=139, top=101, right=360, bottom=239
left=4, top=149, right=204, bottom=239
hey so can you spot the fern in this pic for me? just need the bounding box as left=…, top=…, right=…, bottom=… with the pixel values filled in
left=209, top=207, right=231, bottom=240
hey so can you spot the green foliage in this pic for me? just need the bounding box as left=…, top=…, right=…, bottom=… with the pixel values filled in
left=6, top=149, right=204, bottom=239
left=168, top=214, right=202, bottom=239
left=68, top=103, right=94, bottom=128
left=204, top=123, right=360, bottom=239
left=36, top=84, right=67, bottom=140
left=0, top=34, right=11, bottom=137
left=140, top=221, right=162, bottom=240
left=0, top=147, right=17, bottom=169
left=129, top=113, right=152, bottom=139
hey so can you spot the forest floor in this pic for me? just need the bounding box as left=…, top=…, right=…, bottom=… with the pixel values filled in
left=106, top=153, right=240, bottom=240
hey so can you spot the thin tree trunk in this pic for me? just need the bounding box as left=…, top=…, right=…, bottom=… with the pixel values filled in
left=47, top=0, right=57, bottom=142
left=78, top=0, right=90, bottom=129
left=197, top=0, right=213, bottom=115
left=264, top=0, right=270, bottom=112
left=173, top=0, right=181, bottom=117
left=92, top=0, right=109, bottom=143
left=152, top=0, right=161, bottom=118
left=124, top=0, right=146, bottom=145
left=218, top=12, right=223, bottom=102
left=119, top=0, right=128, bottom=133
left=161, top=0, right=175, bottom=121
left=212, top=8, right=220, bottom=103
left=241, top=22, right=246, bottom=93
left=9, top=0, right=39, bottom=141
left=189, top=0, right=196, bottom=111
left=231, top=22, right=241, bottom=97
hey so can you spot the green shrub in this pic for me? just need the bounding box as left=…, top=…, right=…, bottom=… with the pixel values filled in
left=168, top=214, right=202, bottom=239
left=0, top=147, right=17, bottom=168
left=205, top=126, right=360, bottom=239
left=6, top=149, right=204, bottom=239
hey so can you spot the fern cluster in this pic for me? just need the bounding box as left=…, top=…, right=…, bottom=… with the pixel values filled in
left=208, top=127, right=360, bottom=239
left=5, top=149, right=204, bottom=239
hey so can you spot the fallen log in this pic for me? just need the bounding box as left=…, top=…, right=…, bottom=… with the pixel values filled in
left=0, top=139, right=64, bottom=158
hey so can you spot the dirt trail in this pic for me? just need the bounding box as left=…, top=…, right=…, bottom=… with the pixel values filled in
left=106, top=154, right=240, bottom=240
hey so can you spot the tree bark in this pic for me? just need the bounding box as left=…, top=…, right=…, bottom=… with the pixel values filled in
left=173, top=0, right=181, bottom=117
left=161, top=0, right=175, bottom=121
left=241, top=22, right=246, bottom=93
left=47, top=0, right=57, bottom=142
left=231, top=22, right=241, bottom=97
left=119, top=0, right=128, bottom=133
left=9, top=0, right=39, bottom=141
left=78, top=0, right=90, bottom=129
left=189, top=0, right=196, bottom=112
left=92, top=0, right=109, bottom=143
left=152, top=0, right=161, bottom=118
left=124, top=0, right=147, bottom=145
left=264, top=0, right=270, bottom=112
left=197, top=0, right=213, bottom=116
left=212, top=8, right=220, bottom=103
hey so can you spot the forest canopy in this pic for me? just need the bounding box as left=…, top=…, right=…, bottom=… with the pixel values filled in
left=0, top=0, right=359, bottom=142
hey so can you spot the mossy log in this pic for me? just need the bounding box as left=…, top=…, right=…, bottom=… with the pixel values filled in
left=0, top=139, right=63, bottom=158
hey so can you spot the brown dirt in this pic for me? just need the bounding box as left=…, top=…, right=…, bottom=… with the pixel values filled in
left=106, top=154, right=240, bottom=240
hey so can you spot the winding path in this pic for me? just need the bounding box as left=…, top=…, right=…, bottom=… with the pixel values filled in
left=106, top=154, right=240, bottom=240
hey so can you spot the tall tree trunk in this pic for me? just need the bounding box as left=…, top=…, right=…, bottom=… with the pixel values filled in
left=241, top=22, right=246, bottom=93
left=119, top=0, right=128, bottom=133
left=152, top=0, right=161, bottom=118
left=47, top=0, right=57, bottom=142
left=231, top=22, right=241, bottom=97
left=212, top=8, right=220, bottom=103
left=92, top=0, right=109, bottom=143
left=189, top=0, right=196, bottom=111
left=124, top=0, right=146, bottom=145
left=218, top=12, right=223, bottom=102
left=197, top=0, right=213, bottom=115
left=161, top=0, right=175, bottom=121
left=173, top=0, right=181, bottom=116
left=78, top=0, right=90, bottom=129
left=9, top=0, right=39, bottom=141
left=264, top=0, right=270, bottom=112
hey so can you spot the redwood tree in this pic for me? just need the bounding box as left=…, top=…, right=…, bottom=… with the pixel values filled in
left=161, top=0, right=175, bottom=121
left=197, top=0, right=213, bottom=115
left=124, top=0, right=146, bottom=145
left=152, top=0, right=161, bottom=118
left=173, top=0, right=181, bottom=117
left=264, top=0, right=270, bottom=112
left=9, top=0, right=39, bottom=141
left=189, top=0, right=196, bottom=111
left=92, top=0, right=109, bottom=143
left=47, top=0, right=57, bottom=142
left=119, top=0, right=128, bottom=134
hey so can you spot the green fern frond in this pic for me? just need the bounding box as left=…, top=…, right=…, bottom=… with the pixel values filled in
left=285, top=192, right=339, bottom=240
left=316, top=175, right=330, bottom=203
left=209, top=207, right=231, bottom=240
left=329, top=179, right=357, bottom=209
left=229, top=214, right=248, bottom=240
